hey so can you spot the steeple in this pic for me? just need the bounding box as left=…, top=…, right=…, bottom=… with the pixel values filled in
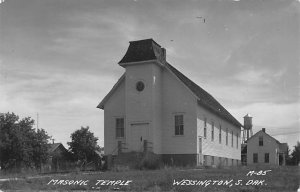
left=118, top=38, right=166, bottom=67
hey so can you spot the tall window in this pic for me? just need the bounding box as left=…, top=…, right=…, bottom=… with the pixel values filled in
left=204, top=118, right=207, bottom=139
left=175, top=115, right=184, bottom=135
left=236, top=133, right=239, bottom=148
left=116, top=118, right=124, bottom=138
left=265, top=153, right=269, bottom=163
left=259, top=136, right=263, bottom=146
left=211, top=122, right=214, bottom=141
left=226, top=128, right=228, bottom=145
left=219, top=125, right=222, bottom=144
left=231, top=131, right=233, bottom=147
left=253, top=153, right=258, bottom=163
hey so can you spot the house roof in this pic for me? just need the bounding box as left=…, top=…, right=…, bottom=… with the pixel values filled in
left=246, top=130, right=288, bottom=153
left=165, top=63, right=242, bottom=127
left=247, top=130, right=282, bottom=145
left=48, top=143, right=66, bottom=153
left=98, top=39, right=242, bottom=128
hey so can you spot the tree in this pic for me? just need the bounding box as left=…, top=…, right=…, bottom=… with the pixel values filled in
left=0, top=112, right=50, bottom=170
left=68, top=126, right=99, bottom=162
left=290, top=141, right=300, bottom=165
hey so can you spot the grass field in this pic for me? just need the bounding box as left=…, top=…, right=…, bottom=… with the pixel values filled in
left=0, top=165, right=299, bottom=192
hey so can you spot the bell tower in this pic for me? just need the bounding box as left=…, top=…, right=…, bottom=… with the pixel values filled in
left=118, top=39, right=166, bottom=153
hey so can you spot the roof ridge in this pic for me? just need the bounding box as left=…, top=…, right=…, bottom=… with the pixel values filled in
left=165, top=62, right=242, bottom=127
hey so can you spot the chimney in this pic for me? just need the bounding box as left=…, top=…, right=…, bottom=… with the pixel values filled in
left=262, top=128, right=266, bottom=133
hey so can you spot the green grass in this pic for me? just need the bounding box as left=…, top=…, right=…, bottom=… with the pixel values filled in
left=0, top=166, right=299, bottom=191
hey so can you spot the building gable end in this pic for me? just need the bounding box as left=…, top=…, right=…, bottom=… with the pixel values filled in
left=97, top=74, right=125, bottom=109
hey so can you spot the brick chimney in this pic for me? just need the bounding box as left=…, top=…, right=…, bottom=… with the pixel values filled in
left=262, top=128, right=266, bottom=133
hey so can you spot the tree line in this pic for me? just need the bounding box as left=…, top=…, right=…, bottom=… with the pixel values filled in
left=0, top=112, right=101, bottom=172
left=0, top=112, right=299, bottom=171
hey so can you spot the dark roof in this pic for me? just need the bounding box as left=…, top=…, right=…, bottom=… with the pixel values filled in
left=248, top=130, right=282, bottom=144
left=118, top=39, right=161, bottom=64
left=165, top=63, right=242, bottom=127
left=48, top=143, right=65, bottom=153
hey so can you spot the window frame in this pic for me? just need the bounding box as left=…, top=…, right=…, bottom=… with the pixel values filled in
left=174, top=114, right=184, bottom=136
left=226, top=128, right=228, bottom=146
left=253, top=153, right=258, bottom=163
left=211, top=121, right=214, bottom=141
left=259, top=136, right=263, bottom=146
left=115, top=117, right=125, bottom=138
left=265, top=153, right=269, bottom=163
left=231, top=131, right=234, bottom=147
left=236, top=133, right=239, bottom=149
left=204, top=118, right=207, bottom=139
left=219, top=124, right=222, bottom=144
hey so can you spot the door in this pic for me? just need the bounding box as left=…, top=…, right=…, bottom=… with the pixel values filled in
left=131, top=123, right=149, bottom=152
left=198, top=137, right=202, bottom=165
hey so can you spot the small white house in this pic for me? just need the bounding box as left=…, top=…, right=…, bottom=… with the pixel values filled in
left=97, top=39, right=242, bottom=166
left=246, top=128, right=288, bottom=165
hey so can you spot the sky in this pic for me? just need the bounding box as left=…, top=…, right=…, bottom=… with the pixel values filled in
left=0, top=0, right=299, bottom=150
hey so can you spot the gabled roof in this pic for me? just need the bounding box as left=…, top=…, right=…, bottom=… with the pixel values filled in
left=165, top=63, right=242, bottom=127
left=247, top=130, right=281, bottom=144
left=97, top=74, right=125, bottom=109
left=48, top=143, right=65, bottom=153
left=97, top=39, right=242, bottom=128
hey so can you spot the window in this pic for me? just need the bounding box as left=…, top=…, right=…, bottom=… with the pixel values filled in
left=211, top=122, right=214, bottom=141
left=236, top=133, right=239, bottom=149
left=231, top=131, right=233, bottom=147
left=116, top=118, right=124, bottom=138
left=175, top=115, right=184, bottom=135
left=219, top=125, right=222, bottom=144
left=231, top=159, right=234, bottom=166
left=225, top=158, right=228, bottom=166
left=226, top=128, right=228, bottom=146
left=259, top=136, right=263, bottom=146
left=136, top=81, right=145, bottom=92
left=204, top=118, right=207, bottom=139
left=265, top=153, right=269, bottom=163
left=253, top=153, right=258, bottom=163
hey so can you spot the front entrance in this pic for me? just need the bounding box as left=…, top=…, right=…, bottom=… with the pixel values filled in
left=131, top=123, right=149, bottom=152
left=198, top=137, right=202, bottom=165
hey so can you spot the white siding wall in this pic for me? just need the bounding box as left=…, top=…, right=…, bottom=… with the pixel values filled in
left=197, top=106, right=241, bottom=160
left=247, top=131, right=279, bottom=165
left=161, top=68, right=197, bottom=154
left=103, top=80, right=126, bottom=155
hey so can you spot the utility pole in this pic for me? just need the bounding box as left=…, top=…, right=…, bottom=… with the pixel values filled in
left=37, top=113, right=39, bottom=131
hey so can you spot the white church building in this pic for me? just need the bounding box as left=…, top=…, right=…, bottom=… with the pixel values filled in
left=97, top=39, right=242, bottom=166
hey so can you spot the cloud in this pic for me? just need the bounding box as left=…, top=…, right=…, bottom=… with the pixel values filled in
left=0, top=0, right=298, bottom=147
